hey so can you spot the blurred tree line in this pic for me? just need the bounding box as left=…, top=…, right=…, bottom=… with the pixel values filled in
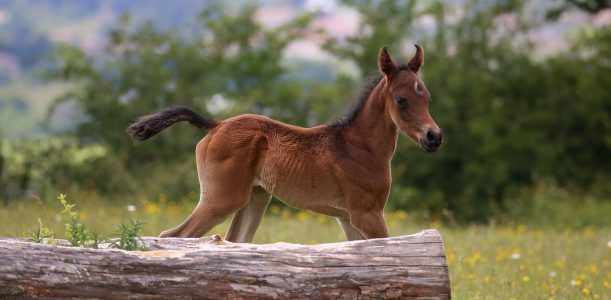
left=1, top=0, right=609, bottom=223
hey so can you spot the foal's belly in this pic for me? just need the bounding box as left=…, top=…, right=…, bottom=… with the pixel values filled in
left=254, top=154, right=348, bottom=218
left=274, top=191, right=348, bottom=218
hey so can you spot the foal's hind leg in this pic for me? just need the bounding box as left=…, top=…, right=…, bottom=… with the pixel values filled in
left=159, top=138, right=256, bottom=238
left=225, top=186, right=272, bottom=243
left=158, top=177, right=253, bottom=238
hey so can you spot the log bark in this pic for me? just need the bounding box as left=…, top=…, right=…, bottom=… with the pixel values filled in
left=0, top=229, right=450, bottom=299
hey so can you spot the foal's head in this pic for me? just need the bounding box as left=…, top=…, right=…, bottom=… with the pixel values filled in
left=378, top=45, right=443, bottom=153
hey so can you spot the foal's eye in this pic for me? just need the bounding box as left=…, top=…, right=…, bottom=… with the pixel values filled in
left=394, top=96, right=408, bottom=108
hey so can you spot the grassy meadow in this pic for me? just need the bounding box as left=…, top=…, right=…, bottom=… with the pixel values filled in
left=0, top=193, right=609, bottom=299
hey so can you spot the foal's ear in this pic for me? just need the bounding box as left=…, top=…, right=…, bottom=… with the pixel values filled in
left=407, top=44, right=424, bottom=73
left=378, top=46, right=398, bottom=77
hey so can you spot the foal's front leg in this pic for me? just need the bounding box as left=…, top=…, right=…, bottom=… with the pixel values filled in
left=348, top=210, right=389, bottom=239
left=337, top=217, right=366, bottom=241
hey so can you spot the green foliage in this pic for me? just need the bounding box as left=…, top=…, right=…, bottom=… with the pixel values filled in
left=0, top=136, right=108, bottom=199
left=23, top=194, right=145, bottom=250
left=27, top=218, right=54, bottom=244
left=336, top=0, right=611, bottom=222
left=46, top=2, right=316, bottom=166
left=87, top=228, right=102, bottom=249
left=384, top=0, right=542, bottom=220
left=58, top=193, right=99, bottom=247
left=110, top=218, right=145, bottom=251
left=325, top=0, right=423, bottom=75
left=41, top=2, right=350, bottom=200
left=36, top=1, right=611, bottom=223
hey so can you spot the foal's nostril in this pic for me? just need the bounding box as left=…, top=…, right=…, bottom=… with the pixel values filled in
left=422, top=128, right=442, bottom=152
left=426, top=129, right=436, bottom=142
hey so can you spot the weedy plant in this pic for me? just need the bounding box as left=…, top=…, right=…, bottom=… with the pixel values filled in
left=110, top=218, right=146, bottom=251
left=26, top=194, right=146, bottom=250
left=58, top=193, right=100, bottom=248
left=28, top=218, right=55, bottom=244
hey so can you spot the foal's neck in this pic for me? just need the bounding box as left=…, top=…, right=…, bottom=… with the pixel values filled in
left=344, top=77, right=398, bottom=162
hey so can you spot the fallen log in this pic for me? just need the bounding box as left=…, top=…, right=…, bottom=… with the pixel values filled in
left=0, top=229, right=450, bottom=299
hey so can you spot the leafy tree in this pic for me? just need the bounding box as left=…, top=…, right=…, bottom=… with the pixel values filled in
left=47, top=3, right=314, bottom=165
left=547, top=0, right=611, bottom=18
left=336, top=0, right=610, bottom=221
left=41, top=0, right=610, bottom=222
left=533, top=26, right=611, bottom=187
left=325, top=0, right=425, bottom=76
left=42, top=3, right=353, bottom=198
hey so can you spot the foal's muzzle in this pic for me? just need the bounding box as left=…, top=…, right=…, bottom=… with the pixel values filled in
left=420, top=128, right=443, bottom=153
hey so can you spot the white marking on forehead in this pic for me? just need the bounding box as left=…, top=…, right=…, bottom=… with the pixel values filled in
left=414, top=81, right=424, bottom=96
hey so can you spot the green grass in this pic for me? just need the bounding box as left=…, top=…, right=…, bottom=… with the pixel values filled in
left=0, top=195, right=609, bottom=299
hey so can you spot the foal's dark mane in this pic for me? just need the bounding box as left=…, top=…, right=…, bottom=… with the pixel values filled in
left=330, top=64, right=413, bottom=129
left=329, top=75, right=383, bottom=128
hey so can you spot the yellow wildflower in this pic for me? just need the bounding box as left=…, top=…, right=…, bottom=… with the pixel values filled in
left=466, top=252, right=483, bottom=265
left=393, top=210, right=408, bottom=220
left=281, top=209, right=290, bottom=220
left=146, top=202, right=160, bottom=214
left=495, top=248, right=509, bottom=261
left=297, top=211, right=309, bottom=221
left=317, top=215, right=327, bottom=224
left=582, top=287, right=590, bottom=295
left=169, top=204, right=180, bottom=215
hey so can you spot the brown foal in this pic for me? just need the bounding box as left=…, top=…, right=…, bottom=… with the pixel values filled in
left=127, top=45, right=442, bottom=242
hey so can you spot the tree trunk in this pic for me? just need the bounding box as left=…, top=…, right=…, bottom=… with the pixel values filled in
left=0, top=229, right=450, bottom=299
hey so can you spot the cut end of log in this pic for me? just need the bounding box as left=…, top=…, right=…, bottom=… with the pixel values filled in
left=0, top=229, right=451, bottom=299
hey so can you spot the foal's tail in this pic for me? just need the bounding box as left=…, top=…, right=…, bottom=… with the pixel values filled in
left=127, top=106, right=218, bottom=140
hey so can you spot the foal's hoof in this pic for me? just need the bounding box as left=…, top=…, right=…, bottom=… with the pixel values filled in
left=159, top=230, right=174, bottom=238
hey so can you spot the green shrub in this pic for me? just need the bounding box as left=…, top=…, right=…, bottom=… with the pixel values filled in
left=58, top=193, right=101, bottom=247
left=28, top=218, right=54, bottom=244
left=110, top=218, right=145, bottom=251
